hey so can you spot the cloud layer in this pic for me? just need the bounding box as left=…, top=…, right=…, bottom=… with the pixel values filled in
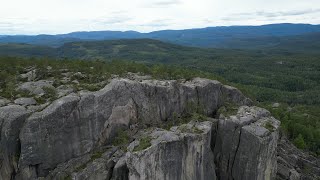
left=0, top=0, right=319, bottom=34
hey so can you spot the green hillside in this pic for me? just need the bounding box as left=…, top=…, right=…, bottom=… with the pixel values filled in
left=0, top=55, right=319, bottom=155
left=0, top=38, right=320, bottom=155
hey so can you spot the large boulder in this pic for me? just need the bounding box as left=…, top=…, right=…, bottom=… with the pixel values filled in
left=20, top=69, right=36, bottom=82
left=16, top=80, right=55, bottom=95
left=14, top=97, right=37, bottom=106
left=0, top=97, right=10, bottom=107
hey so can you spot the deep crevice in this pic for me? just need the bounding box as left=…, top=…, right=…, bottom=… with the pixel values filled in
left=230, top=127, right=242, bottom=179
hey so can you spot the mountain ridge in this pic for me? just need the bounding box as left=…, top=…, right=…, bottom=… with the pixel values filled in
left=1, top=23, right=320, bottom=48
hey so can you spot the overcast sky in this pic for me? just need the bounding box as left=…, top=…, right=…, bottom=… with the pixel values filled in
left=0, top=0, right=319, bottom=35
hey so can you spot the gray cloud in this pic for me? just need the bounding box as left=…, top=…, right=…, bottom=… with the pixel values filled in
left=147, top=0, right=181, bottom=7
left=139, top=19, right=172, bottom=27
left=94, top=16, right=132, bottom=25
left=220, top=9, right=320, bottom=22
left=234, top=8, right=320, bottom=18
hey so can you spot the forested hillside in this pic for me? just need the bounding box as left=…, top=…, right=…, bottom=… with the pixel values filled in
left=0, top=38, right=319, bottom=155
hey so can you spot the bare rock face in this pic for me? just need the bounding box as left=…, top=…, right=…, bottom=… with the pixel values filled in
left=277, top=136, right=320, bottom=180
left=17, top=78, right=250, bottom=177
left=0, top=105, right=29, bottom=180
left=19, top=95, right=83, bottom=177
left=213, top=106, right=280, bottom=180
left=0, top=77, right=289, bottom=180
left=111, top=156, right=129, bottom=180
left=126, top=121, right=217, bottom=180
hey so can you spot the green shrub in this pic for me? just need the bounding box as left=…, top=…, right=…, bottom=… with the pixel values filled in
left=134, top=136, right=152, bottom=152
left=91, top=151, right=103, bottom=160
left=112, top=130, right=129, bottom=146
left=293, top=134, right=306, bottom=149
left=192, top=127, right=203, bottom=134
left=217, top=102, right=239, bottom=117
left=264, top=121, right=275, bottom=132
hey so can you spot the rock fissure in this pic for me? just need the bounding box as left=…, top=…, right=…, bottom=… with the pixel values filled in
left=230, top=127, right=242, bottom=178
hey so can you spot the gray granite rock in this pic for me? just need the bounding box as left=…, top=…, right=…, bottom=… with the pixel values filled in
left=0, top=105, right=29, bottom=180
left=126, top=121, right=217, bottom=180
left=17, top=78, right=250, bottom=177
left=111, top=156, right=129, bottom=180
left=277, top=136, right=320, bottom=180
left=16, top=80, right=55, bottom=95
left=56, top=85, right=74, bottom=98
left=14, top=97, right=37, bottom=106
left=0, top=97, right=10, bottom=107
left=71, top=148, right=117, bottom=180
left=272, top=102, right=280, bottom=108
left=213, top=106, right=280, bottom=180
left=20, top=69, right=36, bottom=81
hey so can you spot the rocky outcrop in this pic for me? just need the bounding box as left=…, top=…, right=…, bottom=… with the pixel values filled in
left=126, top=120, right=217, bottom=180
left=277, top=136, right=320, bottom=180
left=17, top=78, right=251, bottom=177
left=0, top=77, right=292, bottom=180
left=213, top=106, right=280, bottom=180
left=16, top=80, right=55, bottom=95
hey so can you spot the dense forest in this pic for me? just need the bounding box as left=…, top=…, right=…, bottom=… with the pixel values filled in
left=0, top=38, right=319, bottom=155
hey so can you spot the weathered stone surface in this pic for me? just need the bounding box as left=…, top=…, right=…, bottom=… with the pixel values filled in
left=19, top=94, right=83, bottom=177
left=20, top=69, right=36, bottom=82
left=71, top=149, right=116, bottom=180
left=111, top=156, right=129, bottom=180
left=26, top=102, right=50, bottom=113
left=0, top=97, right=10, bottom=107
left=16, top=80, right=55, bottom=95
left=45, top=153, right=92, bottom=180
left=98, top=99, right=138, bottom=145
left=56, top=85, right=74, bottom=98
left=44, top=147, right=122, bottom=180
left=14, top=97, right=37, bottom=106
left=126, top=121, right=217, bottom=180
left=277, top=136, right=320, bottom=180
left=0, top=105, right=29, bottom=180
left=213, top=106, right=280, bottom=180
left=18, top=78, right=250, bottom=177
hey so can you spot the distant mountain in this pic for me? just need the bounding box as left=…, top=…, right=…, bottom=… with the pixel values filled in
left=146, top=23, right=320, bottom=48
left=0, top=35, right=79, bottom=47
left=1, top=23, right=320, bottom=48
left=57, top=30, right=142, bottom=40
left=220, top=32, right=320, bottom=52
left=1, top=32, right=319, bottom=62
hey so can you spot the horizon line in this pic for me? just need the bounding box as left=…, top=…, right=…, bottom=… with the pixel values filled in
left=1, top=22, right=319, bottom=36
